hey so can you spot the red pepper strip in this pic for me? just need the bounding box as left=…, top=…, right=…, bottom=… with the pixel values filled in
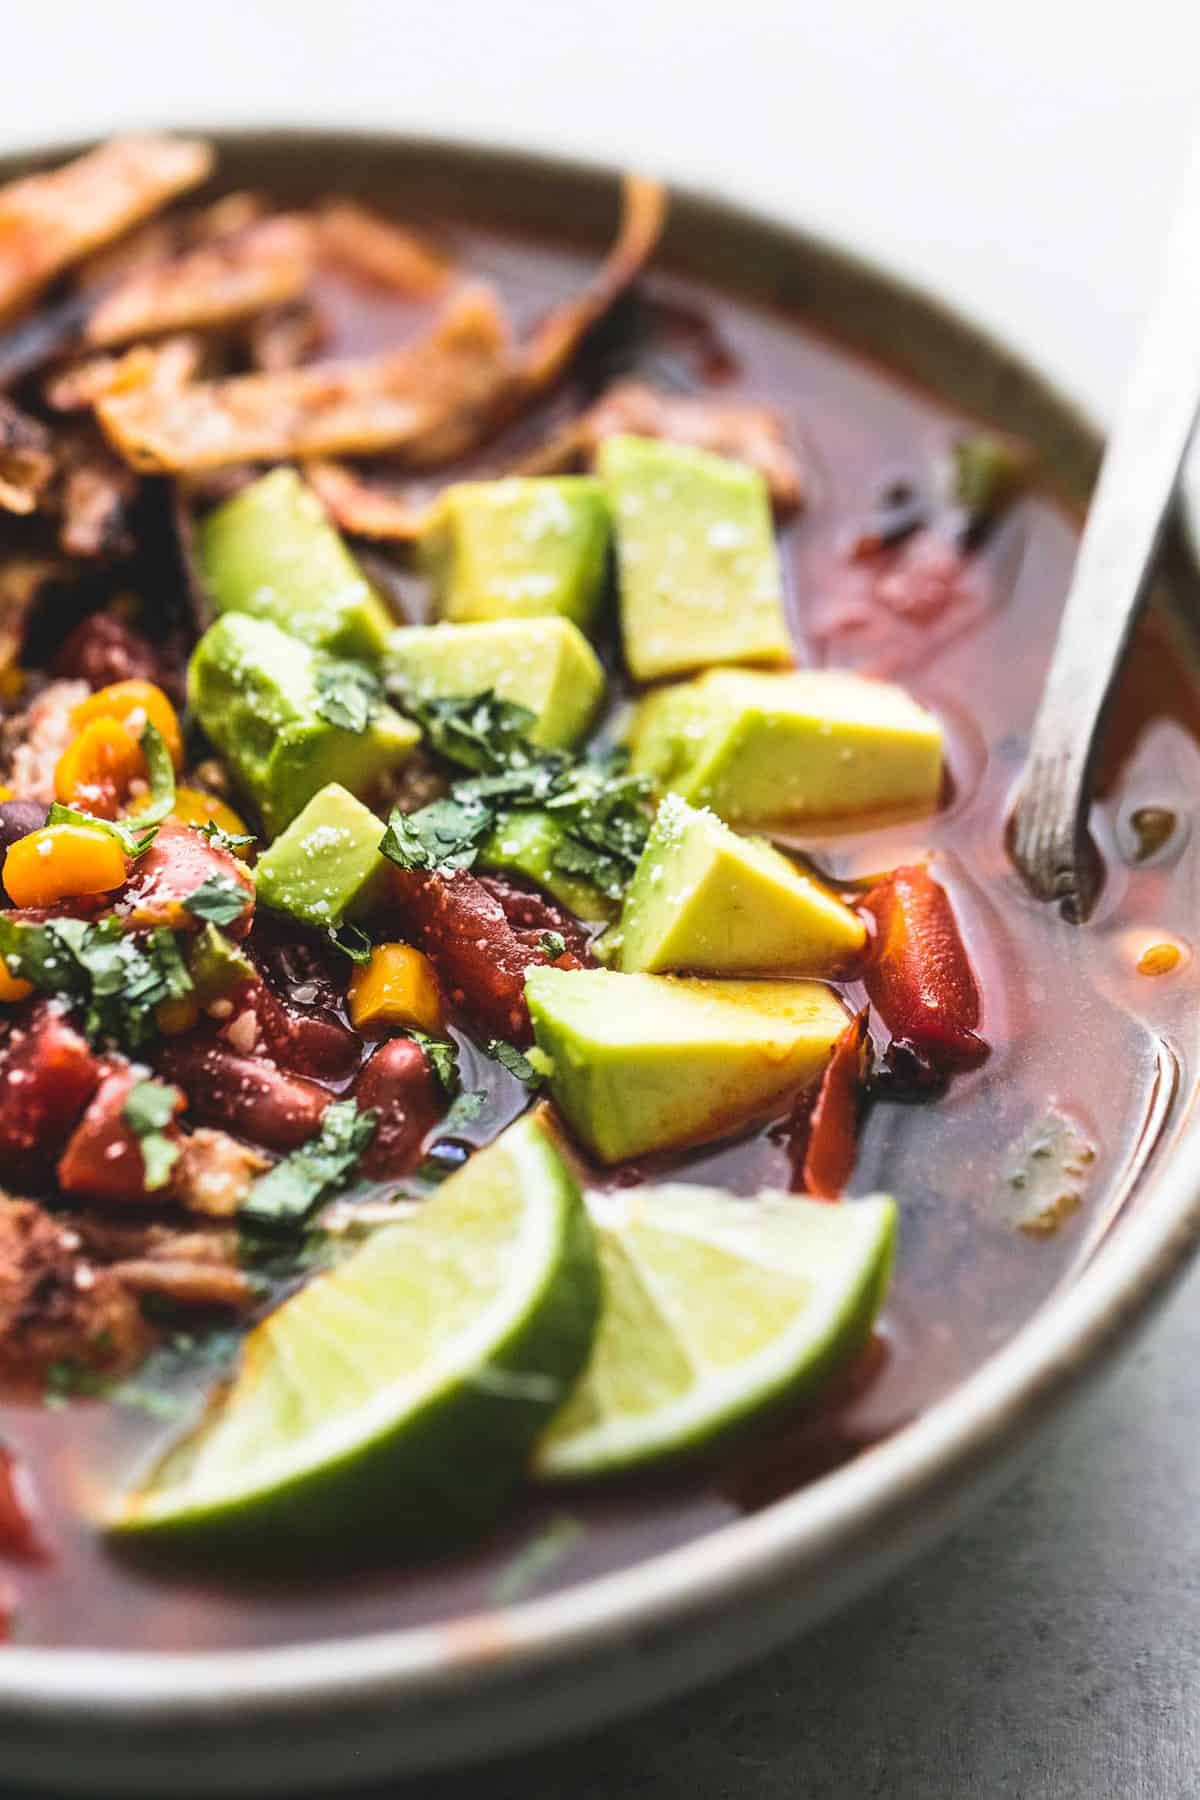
left=115, top=823, right=255, bottom=939
left=860, top=864, right=985, bottom=1067
left=0, top=1002, right=104, bottom=1187
left=388, top=867, right=582, bottom=1046
left=0, top=1443, right=47, bottom=1563
left=800, top=1008, right=871, bottom=1201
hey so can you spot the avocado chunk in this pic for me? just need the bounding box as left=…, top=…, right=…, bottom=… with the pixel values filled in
left=525, top=967, right=848, bottom=1163
left=477, top=809, right=614, bottom=923
left=598, top=434, right=790, bottom=682
left=188, top=614, right=418, bottom=836
left=630, top=667, right=943, bottom=826
left=255, top=784, right=388, bottom=928
left=617, top=794, right=865, bottom=976
left=387, top=618, right=605, bottom=749
left=422, top=477, right=609, bottom=629
left=199, top=467, right=394, bottom=661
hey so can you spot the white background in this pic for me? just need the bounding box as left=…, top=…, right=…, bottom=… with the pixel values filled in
left=1, top=0, right=1197, bottom=419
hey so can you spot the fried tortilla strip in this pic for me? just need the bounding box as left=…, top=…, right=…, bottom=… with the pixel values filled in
left=522, top=378, right=805, bottom=510
left=0, top=135, right=215, bottom=323
left=97, top=280, right=515, bottom=472
left=304, top=457, right=435, bottom=539
left=0, top=399, right=54, bottom=515
left=86, top=215, right=314, bottom=348
left=45, top=335, right=202, bottom=411
left=317, top=199, right=452, bottom=296
left=521, top=173, right=666, bottom=389
left=246, top=296, right=327, bottom=372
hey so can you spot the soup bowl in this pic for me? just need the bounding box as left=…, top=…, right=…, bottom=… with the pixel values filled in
left=0, top=128, right=1197, bottom=1796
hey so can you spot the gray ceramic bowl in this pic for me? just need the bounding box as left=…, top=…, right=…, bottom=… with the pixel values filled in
left=1, top=130, right=1198, bottom=1798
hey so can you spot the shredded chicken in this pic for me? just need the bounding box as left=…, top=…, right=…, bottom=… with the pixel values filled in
left=96, top=279, right=515, bottom=472
left=0, top=1199, right=153, bottom=1387
left=317, top=199, right=451, bottom=295
left=0, top=135, right=214, bottom=323
left=2, top=678, right=89, bottom=799
left=0, top=399, right=54, bottom=516
left=86, top=215, right=314, bottom=348
left=522, top=378, right=806, bottom=510
left=110, top=1257, right=257, bottom=1312
left=45, top=335, right=203, bottom=412
left=170, top=1128, right=270, bottom=1218
left=62, top=1216, right=256, bottom=1313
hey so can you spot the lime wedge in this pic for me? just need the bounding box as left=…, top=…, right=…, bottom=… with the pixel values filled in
left=111, top=1113, right=600, bottom=1550
left=535, top=1185, right=896, bottom=1480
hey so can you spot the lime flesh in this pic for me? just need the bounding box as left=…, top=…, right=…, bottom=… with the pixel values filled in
left=111, top=1114, right=600, bottom=1552
left=535, top=1185, right=896, bottom=1480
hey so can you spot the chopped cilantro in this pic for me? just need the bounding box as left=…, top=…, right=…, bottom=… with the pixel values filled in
left=45, top=800, right=159, bottom=860
left=183, top=875, right=249, bottom=927
left=326, top=922, right=373, bottom=963
left=123, top=1078, right=182, bottom=1191
left=401, top=1029, right=460, bottom=1098
left=43, top=721, right=176, bottom=859
left=197, top=818, right=256, bottom=855
left=379, top=795, right=491, bottom=873
left=314, top=660, right=384, bottom=733
left=438, top=1087, right=487, bottom=1135
left=538, top=929, right=567, bottom=959
left=485, top=1038, right=544, bottom=1087
left=0, top=915, right=192, bottom=1053
left=239, top=1100, right=377, bottom=1229
left=399, top=689, right=539, bottom=775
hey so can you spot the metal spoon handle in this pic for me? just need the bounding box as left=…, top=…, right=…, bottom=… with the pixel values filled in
left=1012, top=147, right=1200, bottom=914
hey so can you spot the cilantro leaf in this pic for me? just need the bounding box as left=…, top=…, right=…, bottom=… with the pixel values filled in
left=379, top=796, right=491, bottom=874
left=239, top=1100, right=377, bottom=1229
left=539, top=930, right=567, bottom=959
left=326, top=922, right=373, bottom=963
left=399, top=689, right=539, bottom=774
left=438, top=1088, right=487, bottom=1135
left=45, top=801, right=159, bottom=860
left=485, top=1038, right=544, bottom=1086
left=0, top=916, right=193, bottom=1053
left=197, top=818, right=256, bottom=855
left=132, top=720, right=178, bottom=828
left=314, top=660, right=384, bottom=734
left=401, top=1029, right=460, bottom=1098
left=183, top=875, right=250, bottom=927
left=123, top=1078, right=182, bottom=1191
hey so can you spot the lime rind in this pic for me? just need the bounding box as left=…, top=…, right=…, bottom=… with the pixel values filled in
left=535, top=1186, right=896, bottom=1481
left=110, top=1114, right=600, bottom=1551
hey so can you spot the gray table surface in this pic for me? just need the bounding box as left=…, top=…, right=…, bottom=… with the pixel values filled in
left=352, top=1255, right=1199, bottom=1800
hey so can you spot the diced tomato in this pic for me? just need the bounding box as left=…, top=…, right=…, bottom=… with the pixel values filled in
left=155, top=1040, right=329, bottom=1152
left=243, top=976, right=361, bottom=1082
left=57, top=1065, right=185, bottom=1206
left=798, top=1009, right=870, bottom=1201
left=389, top=868, right=582, bottom=1045
left=476, top=873, right=594, bottom=963
left=52, top=612, right=161, bottom=690
left=114, top=824, right=254, bottom=938
left=0, top=1443, right=46, bottom=1563
left=353, top=1037, right=443, bottom=1179
left=860, top=865, right=985, bottom=1067
left=0, top=1002, right=104, bottom=1185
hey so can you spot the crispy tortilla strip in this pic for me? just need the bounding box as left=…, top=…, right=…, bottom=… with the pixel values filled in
left=86, top=215, right=313, bottom=347
left=0, top=135, right=215, bottom=323
left=317, top=199, right=452, bottom=296
left=521, top=378, right=805, bottom=510
left=521, top=173, right=666, bottom=389
left=0, top=399, right=54, bottom=515
left=97, top=280, right=515, bottom=472
left=247, top=296, right=328, bottom=372
left=304, top=458, right=435, bottom=539
left=45, top=335, right=202, bottom=411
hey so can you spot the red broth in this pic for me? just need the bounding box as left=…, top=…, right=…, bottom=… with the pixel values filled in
left=3, top=221, right=1198, bottom=1650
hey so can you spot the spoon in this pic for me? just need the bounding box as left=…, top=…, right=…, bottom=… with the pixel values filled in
left=1010, top=148, right=1200, bottom=919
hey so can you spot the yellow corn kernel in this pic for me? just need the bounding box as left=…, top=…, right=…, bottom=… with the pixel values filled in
left=71, top=679, right=184, bottom=770
left=348, top=943, right=444, bottom=1036
left=0, top=957, right=33, bottom=1004
left=3, top=823, right=128, bottom=909
left=0, top=787, right=12, bottom=803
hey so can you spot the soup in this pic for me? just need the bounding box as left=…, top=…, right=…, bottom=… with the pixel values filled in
left=0, top=135, right=1194, bottom=1651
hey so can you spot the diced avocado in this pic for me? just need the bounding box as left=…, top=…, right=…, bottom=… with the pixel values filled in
left=187, top=924, right=254, bottom=1003
left=598, top=434, right=791, bottom=682
left=617, top=794, right=865, bottom=976
left=188, top=614, right=418, bottom=836
left=526, top=967, right=848, bottom=1164
left=255, top=784, right=388, bottom=928
left=199, top=467, right=394, bottom=661
left=422, top=477, right=609, bottom=630
left=387, top=618, right=605, bottom=749
left=630, top=667, right=943, bottom=826
left=477, top=809, right=615, bottom=923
